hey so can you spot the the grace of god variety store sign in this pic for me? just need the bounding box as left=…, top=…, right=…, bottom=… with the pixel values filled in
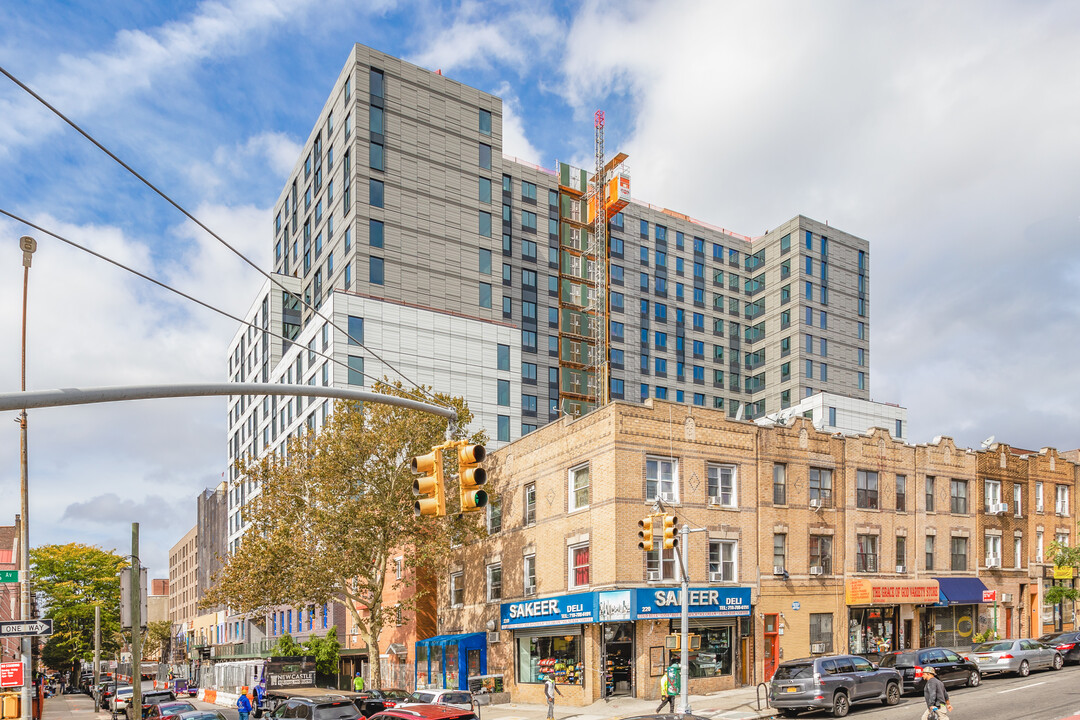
left=845, top=579, right=939, bottom=605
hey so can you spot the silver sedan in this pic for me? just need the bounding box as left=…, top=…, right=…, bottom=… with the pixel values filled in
left=965, top=638, right=1063, bottom=676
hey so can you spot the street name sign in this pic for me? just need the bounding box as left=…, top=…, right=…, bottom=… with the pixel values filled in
left=0, top=570, right=18, bottom=583
left=0, top=619, right=53, bottom=637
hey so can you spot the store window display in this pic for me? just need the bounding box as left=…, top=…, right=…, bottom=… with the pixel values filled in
left=686, top=626, right=734, bottom=677
left=517, top=635, right=584, bottom=684
left=849, top=606, right=898, bottom=656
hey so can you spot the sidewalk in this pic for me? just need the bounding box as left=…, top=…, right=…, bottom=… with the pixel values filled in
left=42, top=692, right=100, bottom=718
left=482, top=685, right=776, bottom=720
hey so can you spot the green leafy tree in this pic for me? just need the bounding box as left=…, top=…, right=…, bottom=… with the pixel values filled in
left=203, top=382, right=484, bottom=688
left=265, top=630, right=340, bottom=675
left=268, top=634, right=304, bottom=657
left=304, top=628, right=341, bottom=676
left=142, top=620, right=173, bottom=662
left=31, top=543, right=127, bottom=669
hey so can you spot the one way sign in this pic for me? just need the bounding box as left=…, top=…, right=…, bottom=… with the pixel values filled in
left=0, top=620, right=53, bottom=637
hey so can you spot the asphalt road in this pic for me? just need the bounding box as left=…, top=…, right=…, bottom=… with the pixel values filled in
left=771, top=663, right=1080, bottom=720
left=163, top=666, right=1080, bottom=720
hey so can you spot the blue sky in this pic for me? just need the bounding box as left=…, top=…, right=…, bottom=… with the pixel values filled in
left=1, top=0, right=1079, bottom=579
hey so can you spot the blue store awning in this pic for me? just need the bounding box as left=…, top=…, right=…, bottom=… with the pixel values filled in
left=934, top=577, right=990, bottom=606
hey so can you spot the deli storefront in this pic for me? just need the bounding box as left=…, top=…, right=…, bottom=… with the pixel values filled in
left=499, top=587, right=753, bottom=705
left=846, top=579, right=939, bottom=659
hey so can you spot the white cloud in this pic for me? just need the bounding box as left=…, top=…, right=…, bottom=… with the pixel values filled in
left=553, top=0, right=1080, bottom=449
left=0, top=0, right=323, bottom=157
left=0, top=205, right=269, bottom=577
left=408, top=0, right=563, bottom=76
left=493, top=82, right=543, bottom=166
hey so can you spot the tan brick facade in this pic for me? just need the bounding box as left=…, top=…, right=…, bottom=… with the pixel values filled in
left=434, top=400, right=1078, bottom=704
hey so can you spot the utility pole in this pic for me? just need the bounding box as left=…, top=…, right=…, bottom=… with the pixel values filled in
left=131, top=524, right=141, bottom=716
left=18, top=234, right=36, bottom=720
left=678, top=523, right=690, bottom=715
left=94, top=605, right=101, bottom=712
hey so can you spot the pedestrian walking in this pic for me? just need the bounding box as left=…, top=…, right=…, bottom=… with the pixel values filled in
left=542, top=674, right=562, bottom=719
left=920, top=667, right=952, bottom=720
left=353, top=672, right=365, bottom=692
left=237, top=691, right=252, bottom=720
left=655, top=668, right=676, bottom=713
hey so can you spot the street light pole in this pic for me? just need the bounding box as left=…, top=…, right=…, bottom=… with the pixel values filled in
left=18, top=235, right=36, bottom=720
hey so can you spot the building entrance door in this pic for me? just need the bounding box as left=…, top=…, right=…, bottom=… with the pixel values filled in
left=602, top=623, right=634, bottom=697
left=763, top=614, right=779, bottom=682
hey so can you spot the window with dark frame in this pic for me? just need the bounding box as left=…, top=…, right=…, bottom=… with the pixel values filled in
left=857, top=470, right=879, bottom=509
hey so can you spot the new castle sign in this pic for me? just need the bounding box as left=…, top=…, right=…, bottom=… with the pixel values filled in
left=0, top=620, right=53, bottom=638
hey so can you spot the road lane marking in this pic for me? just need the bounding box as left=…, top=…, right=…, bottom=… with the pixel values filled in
left=997, top=680, right=1047, bottom=693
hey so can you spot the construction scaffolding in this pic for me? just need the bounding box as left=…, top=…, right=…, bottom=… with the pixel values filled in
left=556, top=111, right=629, bottom=417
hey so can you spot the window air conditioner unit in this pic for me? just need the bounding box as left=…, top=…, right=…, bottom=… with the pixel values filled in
left=1056, top=501, right=1068, bottom=516
left=811, top=643, right=826, bottom=654
left=1002, top=593, right=1014, bottom=603
left=708, top=497, right=722, bottom=506
left=524, top=584, right=536, bottom=597
left=895, top=565, right=906, bottom=574
left=647, top=571, right=661, bottom=581
left=486, top=631, right=500, bottom=644
left=809, top=566, right=824, bottom=576
left=773, top=566, right=787, bottom=576
left=986, top=555, right=1001, bottom=569
left=709, top=571, right=725, bottom=582
left=990, top=502, right=1008, bottom=516
left=809, top=498, right=822, bottom=510
left=660, top=493, right=675, bottom=504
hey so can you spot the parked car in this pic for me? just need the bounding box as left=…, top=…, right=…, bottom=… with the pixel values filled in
left=364, top=689, right=410, bottom=707
left=1038, top=631, right=1080, bottom=664
left=399, top=690, right=476, bottom=713
left=175, top=712, right=228, bottom=720
left=878, top=647, right=981, bottom=693
left=146, top=701, right=198, bottom=720
left=367, top=706, right=478, bottom=720
left=768, top=654, right=902, bottom=717
left=132, top=689, right=178, bottom=719
left=267, top=695, right=362, bottom=720
left=965, top=638, right=1063, bottom=676
left=111, top=687, right=135, bottom=713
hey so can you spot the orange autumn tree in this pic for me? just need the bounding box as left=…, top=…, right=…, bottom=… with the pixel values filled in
left=203, top=381, right=485, bottom=687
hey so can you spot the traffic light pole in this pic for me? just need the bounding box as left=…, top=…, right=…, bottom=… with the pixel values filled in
left=679, top=523, right=690, bottom=715
left=672, top=523, right=706, bottom=715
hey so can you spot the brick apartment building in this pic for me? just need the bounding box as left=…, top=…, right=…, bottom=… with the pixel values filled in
left=435, top=400, right=1078, bottom=704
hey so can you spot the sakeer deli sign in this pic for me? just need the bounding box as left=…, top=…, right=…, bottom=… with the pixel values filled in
left=500, top=588, right=753, bottom=628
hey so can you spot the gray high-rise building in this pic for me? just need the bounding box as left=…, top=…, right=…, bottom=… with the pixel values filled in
left=225, top=42, right=870, bottom=547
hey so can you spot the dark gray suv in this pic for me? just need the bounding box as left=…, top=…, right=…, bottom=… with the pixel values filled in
left=769, top=654, right=902, bottom=717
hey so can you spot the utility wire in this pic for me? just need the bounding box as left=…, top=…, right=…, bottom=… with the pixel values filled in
left=0, top=208, right=356, bottom=383
left=0, top=63, right=449, bottom=409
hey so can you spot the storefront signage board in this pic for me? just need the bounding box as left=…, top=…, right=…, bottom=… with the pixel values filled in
left=846, top=579, right=939, bottom=605
left=635, top=587, right=752, bottom=618
left=501, top=587, right=754, bottom=627
left=501, top=591, right=599, bottom=628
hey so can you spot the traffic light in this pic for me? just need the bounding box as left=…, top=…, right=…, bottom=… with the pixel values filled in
left=458, top=443, right=488, bottom=512
left=638, top=516, right=654, bottom=552
left=411, top=449, right=446, bottom=517
left=662, top=514, right=678, bottom=550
